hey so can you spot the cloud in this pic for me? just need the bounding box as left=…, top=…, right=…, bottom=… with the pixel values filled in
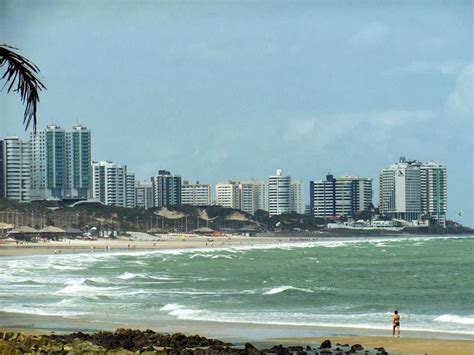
left=351, top=22, right=388, bottom=48
left=384, top=60, right=465, bottom=76
left=285, top=110, right=433, bottom=145
left=446, top=64, right=474, bottom=116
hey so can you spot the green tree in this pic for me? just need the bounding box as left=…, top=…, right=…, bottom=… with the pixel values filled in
left=0, top=44, right=46, bottom=131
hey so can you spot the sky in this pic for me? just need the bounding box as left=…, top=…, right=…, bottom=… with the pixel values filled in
left=1, top=1, right=473, bottom=225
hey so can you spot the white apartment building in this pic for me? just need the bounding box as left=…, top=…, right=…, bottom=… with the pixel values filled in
left=420, top=162, right=447, bottom=226
left=290, top=181, right=304, bottom=214
left=30, top=124, right=91, bottom=200
left=135, top=180, right=154, bottom=209
left=0, top=137, right=31, bottom=202
left=254, top=180, right=268, bottom=212
left=239, top=182, right=258, bottom=215
left=215, top=181, right=241, bottom=210
left=126, top=173, right=136, bottom=208
left=182, top=181, right=212, bottom=206
left=92, top=161, right=127, bottom=207
left=268, top=169, right=291, bottom=216
left=379, top=158, right=422, bottom=221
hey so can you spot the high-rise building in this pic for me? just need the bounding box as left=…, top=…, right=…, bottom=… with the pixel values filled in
left=310, top=174, right=372, bottom=218
left=0, top=137, right=31, bottom=202
left=268, top=169, right=291, bottom=216
left=126, top=173, right=136, bottom=208
left=379, top=158, right=422, bottom=221
left=30, top=124, right=91, bottom=200
left=152, top=170, right=181, bottom=207
left=420, top=162, right=447, bottom=226
left=290, top=181, right=304, bottom=214
left=239, top=182, right=257, bottom=215
left=254, top=180, right=268, bottom=212
left=91, top=161, right=127, bottom=207
left=0, top=140, right=4, bottom=198
left=215, top=181, right=241, bottom=209
left=135, top=180, right=154, bottom=209
left=182, top=181, right=212, bottom=206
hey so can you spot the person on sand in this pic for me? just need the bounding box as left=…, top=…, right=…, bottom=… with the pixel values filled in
left=392, top=310, right=401, bottom=337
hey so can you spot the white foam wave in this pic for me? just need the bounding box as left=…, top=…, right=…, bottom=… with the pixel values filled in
left=54, top=279, right=122, bottom=297
left=160, top=303, right=199, bottom=318
left=118, top=272, right=144, bottom=280
left=435, top=314, right=474, bottom=325
left=263, top=286, right=314, bottom=295
left=2, top=306, right=85, bottom=317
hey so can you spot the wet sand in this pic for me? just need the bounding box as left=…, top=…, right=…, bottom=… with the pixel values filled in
left=287, top=336, right=474, bottom=355
left=0, top=234, right=301, bottom=256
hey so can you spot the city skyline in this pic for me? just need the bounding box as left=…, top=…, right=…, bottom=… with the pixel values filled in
left=1, top=1, right=472, bottom=225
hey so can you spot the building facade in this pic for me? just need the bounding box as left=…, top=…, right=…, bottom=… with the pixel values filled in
left=125, top=173, right=136, bottom=208
left=215, top=181, right=241, bottom=209
left=91, top=161, right=127, bottom=207
left=310, top=174, right=372, bottom=218
left=30, top=124, right=91, bottom=201
left=268, top=169, right=291, bottom=216
left=379, top=158, right=422, bottom=221
left=290, top=181, right=304, bottom=214
left=152, top=170, right=181, bottom=207
left=420, top=162, right=447, bottom=226
left=0, top=137, right=31, bottom=202
left=135, top=180, right=154, bottom=209
left=181, top=181, right=212, bottom=206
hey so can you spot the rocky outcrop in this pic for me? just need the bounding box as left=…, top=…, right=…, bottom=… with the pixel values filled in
left=0, top=329, right=392, bottom=354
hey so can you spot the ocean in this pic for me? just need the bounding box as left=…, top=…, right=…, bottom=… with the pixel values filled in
left=1, top=235, right=473, bottom=338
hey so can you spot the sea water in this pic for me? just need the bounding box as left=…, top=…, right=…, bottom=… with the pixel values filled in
left=1, top=236, right=473, bottom=337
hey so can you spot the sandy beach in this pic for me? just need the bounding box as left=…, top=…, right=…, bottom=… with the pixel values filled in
left=285, top=336, right=474, bottom=355
left=0, top=234, right=299, bottom=256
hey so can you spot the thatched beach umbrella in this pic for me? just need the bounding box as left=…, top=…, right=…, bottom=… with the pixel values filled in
left=39, top=226, right=66, bottom=241
left=8, top=226, right=39, bottom=242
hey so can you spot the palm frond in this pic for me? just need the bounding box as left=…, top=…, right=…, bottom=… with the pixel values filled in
left=0, top=44, right=46, bottom=131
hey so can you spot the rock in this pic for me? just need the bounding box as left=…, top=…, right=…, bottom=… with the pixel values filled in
left=375, top=347, right=388, bottom=355
left=319, top=339, right=332, bottom=349
left=350, top=344, right=364, bottom=352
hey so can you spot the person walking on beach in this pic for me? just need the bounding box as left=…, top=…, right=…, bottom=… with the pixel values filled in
left=392, top=310, right=401, bottom=337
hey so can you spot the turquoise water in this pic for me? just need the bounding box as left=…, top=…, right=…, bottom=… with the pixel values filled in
left=1, top=236, right=473, bottom=336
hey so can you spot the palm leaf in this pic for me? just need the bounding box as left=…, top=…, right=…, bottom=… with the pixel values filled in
left=0, top=44, right=46, bottom=131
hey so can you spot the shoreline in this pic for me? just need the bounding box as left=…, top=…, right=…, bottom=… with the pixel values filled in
left=1, top=233, right=471, bottom=257
left=0, top=323, right=473, bottom=355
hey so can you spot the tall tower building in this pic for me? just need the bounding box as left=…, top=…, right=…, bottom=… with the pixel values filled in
left=30, top=124, right=91, bottom=200
left=379, top=158, right=422, bottom=221
left=239, top=182, right=258, bottom=215
left=420, top=162, right=447, bottom=226
left=135, top=180, right=154, bottom=209
left=182, top=181, right=212, bottom=206
left=268, top=169, right=291, bottom=216
left=310, top=174, right=372, bottom=218
left=0, top=137, right=31, bottom=202
left=0, top=140, right=4, bottom=198
left=91, top=161, right=127, bottom=207
left=152, top=170, right=181, bottom=207
left=254, top=180, right=268, bottom=212
left=126, top=173, right=136, bottom=208
left=290, top=181, right=304, bottom=214
left=215, top=181, right=241, bottom=209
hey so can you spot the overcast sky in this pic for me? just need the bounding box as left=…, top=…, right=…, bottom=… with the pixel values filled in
left=1, top=1, right=472, bottom=225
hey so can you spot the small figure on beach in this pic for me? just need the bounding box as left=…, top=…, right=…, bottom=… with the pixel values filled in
left=392, top=310, right=400, bottom=337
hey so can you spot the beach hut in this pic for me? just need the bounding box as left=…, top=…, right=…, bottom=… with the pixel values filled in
left=39, top=226, right=66, bottom=241
left=238, top=226, right=259, bottom=236
left=8, top=226, right=39, bottom=242
left=192, top=227, right=215, bottom=236
left=64, top=227, right=83, bottom=238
